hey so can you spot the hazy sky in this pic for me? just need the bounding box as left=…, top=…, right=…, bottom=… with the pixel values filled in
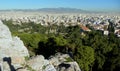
left=0, top=0, right=120, bottom=12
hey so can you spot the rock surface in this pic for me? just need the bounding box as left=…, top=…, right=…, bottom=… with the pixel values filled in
left=49, top=53, right=70, bottom=67
left=49, top=53, right=81, bottom=71
left=0, top=20, right=29, bottom=71
left=25, top=53, right=81, bottom=71
left=27, top=55, right=56, bottom=71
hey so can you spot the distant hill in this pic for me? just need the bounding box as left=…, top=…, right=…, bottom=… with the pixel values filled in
left=36, top=8, right=89, bottom=13
left=1, top=8, right=118, bottom=14
left=0, top=8, right=96, bottom=13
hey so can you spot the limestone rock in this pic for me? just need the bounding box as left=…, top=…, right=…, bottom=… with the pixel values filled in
left=0, top=20, right=29, bottom=71
left=49, top=53, right=81, bottom=71
left=0, top=20, right=12, bottom=40
left=27, top=55, right=56, bottom=71
left=49, top=53, right=71, bottom=67
left=17, top=69, right=29, bottom=71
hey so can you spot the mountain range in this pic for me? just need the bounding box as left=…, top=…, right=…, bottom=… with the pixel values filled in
left=1, top=8, right=119, bottom=14
left=0, top=8, right=104, bottom=13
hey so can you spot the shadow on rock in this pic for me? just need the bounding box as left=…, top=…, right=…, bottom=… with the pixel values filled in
left=58, top=63, right=71, bottom=69
left=3, top=57, right=16, bottom=71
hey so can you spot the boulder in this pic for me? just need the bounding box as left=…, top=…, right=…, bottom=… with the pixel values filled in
left=0, top=20, right=29, bottom=71
left=49, top=53, right=81, bottom=71
left=49, top=53, right=71, bottom=67
left=27, top=55, right=56, bottom=71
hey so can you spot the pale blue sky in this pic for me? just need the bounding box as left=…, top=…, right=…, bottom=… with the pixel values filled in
left=0, top=0, right=119, bottom=12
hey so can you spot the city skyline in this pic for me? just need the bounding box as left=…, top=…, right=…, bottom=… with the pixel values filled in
left=0, top=0, right=120, bottom=12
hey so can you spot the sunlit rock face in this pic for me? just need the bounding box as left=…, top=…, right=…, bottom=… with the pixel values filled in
left=0, top=20, right=12, bottom=40
left=27, top=55, right=56, bottom=71
left=0, top=20, right=29, bottom=70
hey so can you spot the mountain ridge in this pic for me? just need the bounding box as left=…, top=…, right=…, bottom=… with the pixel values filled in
left=0, top=8, right=104, bottom=13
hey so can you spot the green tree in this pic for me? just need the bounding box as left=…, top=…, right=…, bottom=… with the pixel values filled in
left=55, top=35, right=68, bottom=46
left=74, top=46, right=95, bottom=71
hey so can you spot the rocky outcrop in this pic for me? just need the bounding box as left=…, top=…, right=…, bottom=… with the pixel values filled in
left=49, top=53, right=70, bottom=67
left=0, top=20, right=29, bottom=71
left=49, top=53, right=81, bottom=71
left=27, top=55, right=56, bottom=71
left=23, top=53, right=81, bottom=71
